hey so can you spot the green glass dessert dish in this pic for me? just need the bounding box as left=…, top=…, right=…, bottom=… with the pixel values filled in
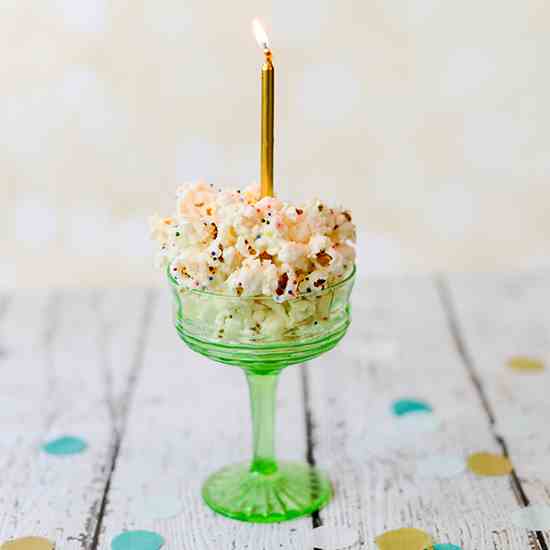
left=168, top=266, right=355, bottom=523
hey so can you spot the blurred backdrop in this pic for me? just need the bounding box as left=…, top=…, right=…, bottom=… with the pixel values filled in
left=4, top=0, right=549, bottom=289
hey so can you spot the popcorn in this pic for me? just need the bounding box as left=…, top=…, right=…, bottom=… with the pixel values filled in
left=152, top=181, right=356, bottom=300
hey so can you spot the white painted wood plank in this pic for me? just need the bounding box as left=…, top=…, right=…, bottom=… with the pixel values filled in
left=308, top=277, right=537, bottom=549
left=448, top=271, right=550, bottom=545
left=99, top=290, right=313, bottom=550
left=0, top=289, right=150, bottom=549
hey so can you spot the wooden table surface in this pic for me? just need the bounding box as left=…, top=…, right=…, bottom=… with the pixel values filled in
left=2, top=273, right=550, bottom=550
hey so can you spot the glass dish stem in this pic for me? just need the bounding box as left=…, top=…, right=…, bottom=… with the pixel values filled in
left=247, top=370, right=279, bottom=475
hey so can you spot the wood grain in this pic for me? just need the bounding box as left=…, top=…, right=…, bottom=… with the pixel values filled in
left=446, top=271, right=550, bottom=548
left=0, top=289, right=151, bottom=550
left=4, top=274, right=550, bottom=550
left=308, top=277, right=540, bottom=549
left=97, top=291, right=314, bottom=550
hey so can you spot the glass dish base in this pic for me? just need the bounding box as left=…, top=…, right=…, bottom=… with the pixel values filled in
left=202, top=460, right=332, bottom=523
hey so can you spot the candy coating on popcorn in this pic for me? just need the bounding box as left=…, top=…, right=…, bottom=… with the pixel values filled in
left=152, top=182, right=356, bottom=300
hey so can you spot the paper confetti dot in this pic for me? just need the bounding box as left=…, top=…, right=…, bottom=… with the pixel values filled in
left=42, top=436, right=87, bottom=455
left=510, top=505, right=550, bottom=530
left=397, top=411, right=441, bottom=435
left=433, top=545, right=462, bottom=550
left=416, top=455, right=466, bottom=479
left=467, top=452, right=513, bottom=476
left=507, top=356, right=544, bottom=373
left=392, top=399, right=433, bottom=416
left=111, top=531, right=165, bottom=550
left=129, top=494, right=182, bottom=520
left=375, top=528, right=433, bottom=550
left=1, top=537, right=54, bottom=550
left=312, top=525, right=359, bottom=549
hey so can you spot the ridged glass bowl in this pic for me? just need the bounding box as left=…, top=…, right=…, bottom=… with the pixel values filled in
left=168, top=265, right=355, bottom=522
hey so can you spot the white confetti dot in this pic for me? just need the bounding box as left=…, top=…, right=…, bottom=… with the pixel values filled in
left=416, top=454, right=466, bottom=479
left=516, top=458, right=550, bottom=481
left=494, top=413, right=541, bottom=438
left=129, top=493, right=183, bottom=521
left=397, top=411, right=442, bottom=436
left=312, top=525, right=359, bottom=550
left=510, top=505, right=550, bottom=530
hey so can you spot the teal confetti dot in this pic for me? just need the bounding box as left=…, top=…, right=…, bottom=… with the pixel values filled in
left=112, top=531, right=165, bottom=550
left=42, top=436, right=87, bottom=455
left=392, top=399, right=433, bottom=416
left=434, top=545, right=462, bottom=550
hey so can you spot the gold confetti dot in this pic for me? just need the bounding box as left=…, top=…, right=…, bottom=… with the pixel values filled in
left=507, top=356, right=544, bottom=373
left=375, top=527, right=433, bottom=550
left=1, top=537, right=54, bottom=550
left=467, top=452, right=513, bottom=476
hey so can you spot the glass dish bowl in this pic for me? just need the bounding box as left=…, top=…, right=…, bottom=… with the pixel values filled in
left=168, top=265, right=356, bottom=522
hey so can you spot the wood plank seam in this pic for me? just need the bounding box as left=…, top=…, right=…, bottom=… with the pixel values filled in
left=300, top=365, right=322, bottom=529
left=92, top=290, right=118, bottom=436
left=301, top=364, right=327, bottom=550
left=88, top=289, right=157, bottom=550
left=437, top=276, right=548, bottom=550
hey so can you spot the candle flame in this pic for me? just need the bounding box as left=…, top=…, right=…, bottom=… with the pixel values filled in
left=252, top=18, right=270, bottom=50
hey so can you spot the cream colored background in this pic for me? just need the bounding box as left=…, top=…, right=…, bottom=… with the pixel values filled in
left=4, top=0, right=549, bottom=289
